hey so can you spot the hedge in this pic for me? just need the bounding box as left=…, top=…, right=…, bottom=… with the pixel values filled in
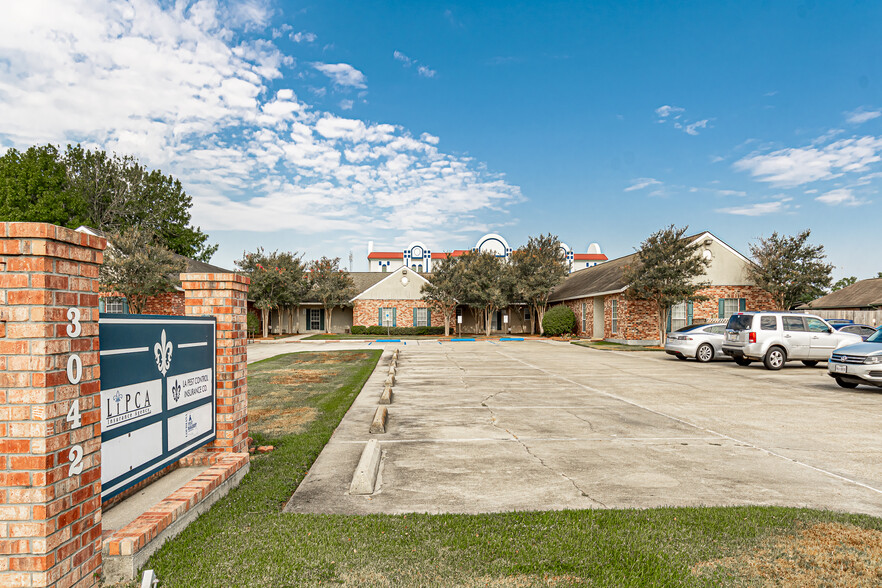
left=542, top=305, right=576, bottom=336
left=350, top=325, right=445, bottom=336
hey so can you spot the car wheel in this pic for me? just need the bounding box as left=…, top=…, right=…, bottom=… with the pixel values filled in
left=733, top=357, right=752, bottom=366
left=696, top=343, right=714, bottom=363
left=763, top=346, right=786, bottom=370
left=801, top=360, right=819, bottom=367
left=835, top=378, right=858, bottom=389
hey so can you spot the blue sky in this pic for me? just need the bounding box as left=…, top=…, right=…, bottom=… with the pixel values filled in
left=1, top=1, right=880, bottom=279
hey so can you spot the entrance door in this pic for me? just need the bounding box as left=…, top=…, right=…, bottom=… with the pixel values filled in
left=806, top=316, right=837, bottom=359
left=308, top=308, right=325, bottom=331
left=592, top=297, right=605, bottom=338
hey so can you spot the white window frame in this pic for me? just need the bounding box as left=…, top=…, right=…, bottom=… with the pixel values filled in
left=721, top=298, right=740, bottom=319
left=307, top=308, right=322, bottom=331
left=105, top=297, right=127, bottom=314
left=581, top=302, right=587, bottom=333
left=611, top=299, right=618, bottom=334
left=379, top=307, right=395, bottom=327
left=414, top=307, right=429, bottom=327
left=670, top=301, right=688, bottom=332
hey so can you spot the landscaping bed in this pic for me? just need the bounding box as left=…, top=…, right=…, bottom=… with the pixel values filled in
left=143, top=350, right=882, bottom=587
left=572, top=340, right=665, bottom=352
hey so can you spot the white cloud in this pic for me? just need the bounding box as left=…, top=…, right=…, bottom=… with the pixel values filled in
left=417, top=65, right=436, bottom=78
left=624, top=178, right=661, bottom=192
left=655, top=105, right=684, bottom=120
left=717, top=198, right=792, bottom=216
left=845, top=107, right=882, bottom=125
left=339, top=99, right=354, bottom=110
left=0, top=0, right=519, bottom=242
left=733, top=136, right=882, bottom=187
left=313, top=62, right=367, bottom=88
left=685, top=119, right=709, bottom=135
left=291, top=31, right=317, bottom=43
left=393, top=50, right=436, bottom=78
left=815, top=188, right=866, bottom=207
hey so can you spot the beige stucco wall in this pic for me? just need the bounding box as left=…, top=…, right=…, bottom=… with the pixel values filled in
left=358, top=268, right=431, bottom=300
left=692, top=238, right=753, bottom=286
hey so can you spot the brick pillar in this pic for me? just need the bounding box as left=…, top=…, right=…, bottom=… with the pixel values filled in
left=0, top=223, right=105, bottom=588
left=180, top=273, right=250, bottom=453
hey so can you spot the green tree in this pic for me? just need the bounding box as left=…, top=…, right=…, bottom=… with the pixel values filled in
left=276, top=253, right=310, bottom=334
left=0, top=143, right=216, bottom=261
left=623, top=225, right=710, bottom=344
left=421, top=254, right=460, bottom=336
left=308, top=257, right=356, bottom=333
left=0, top=145, right=86, bottom=226
left=99, top=228, right=185, bottom=314
left=511, top=234, right=570, bottom=334
left=877, top=272, right=882, bottom=279
left=746, top=229, right=833, bottom=310
left=236, top=248, right=295, bottom=338
left=453, top=251, right=512, bottom=336
left=831, top=276, right=857, bottom=291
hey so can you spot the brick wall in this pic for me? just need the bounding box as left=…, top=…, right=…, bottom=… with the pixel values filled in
left=143, top=291, right=185, bottom=316
left=0, top=223, right=105, bottom=588
left=562, top=300, right=593, bottom=337
left=181, top=273, right=250, bottom=453
left=353, top=299, right=452, bottom=329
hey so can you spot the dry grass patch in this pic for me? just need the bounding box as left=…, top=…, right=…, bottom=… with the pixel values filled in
left=693, top=521, right=882, bottom=586
left=249, top=406, right=318, bottom=435
left=269, top=369, right=337, bottom=385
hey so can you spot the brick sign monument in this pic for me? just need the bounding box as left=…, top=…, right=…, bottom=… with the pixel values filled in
left=0, top=223, right=249, bottom=587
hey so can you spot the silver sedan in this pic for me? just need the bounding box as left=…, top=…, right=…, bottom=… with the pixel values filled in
left=665, top=323, right=727, bottom=363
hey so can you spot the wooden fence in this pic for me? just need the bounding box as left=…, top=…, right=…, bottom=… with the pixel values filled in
left=802, top=309, right=882, bottom=327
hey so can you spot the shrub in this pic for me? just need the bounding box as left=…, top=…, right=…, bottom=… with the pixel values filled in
left=351, top=325, right=445, bottom=336
left=542, top=305, right=575, bottom=336
left=246, top=312, right=260, bottom=338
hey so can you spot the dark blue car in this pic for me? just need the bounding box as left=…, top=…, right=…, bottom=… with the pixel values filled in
left=832, top=323, right=878, bottom=341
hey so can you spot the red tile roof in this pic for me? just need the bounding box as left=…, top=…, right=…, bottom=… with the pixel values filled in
left=367, top=252, right=404, bottom=259
left=573, top=253, right=608, bottom=261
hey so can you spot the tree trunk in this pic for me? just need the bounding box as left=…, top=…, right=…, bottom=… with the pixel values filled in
left=536, top=303, right=546, bottom=335
left=326, top=306, right=333, bottom=333
left=658, top=304, right=667, bottom=345
left=295, top=304, right=301, bottom=333
left=262, top=308, right=269, bottom=339
left=443, top=309, right=451, bottom=336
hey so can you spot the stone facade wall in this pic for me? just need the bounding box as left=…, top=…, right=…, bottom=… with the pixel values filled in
left=143, top=291, right=185, bottom=316
left=0, top=223, right=105, bottom=588
left=691, top=285, right=777, bottom=321
left=607, top=294, right=659, bottom=341
left=353, top=299, right=451, bottom=329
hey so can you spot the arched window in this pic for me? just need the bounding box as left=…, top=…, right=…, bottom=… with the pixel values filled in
left=382, top=264, right=387, bottom=272
left=418, top=264, right=423, bottom=272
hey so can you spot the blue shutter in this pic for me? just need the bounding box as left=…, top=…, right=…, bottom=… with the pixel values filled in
left=99, top=299, right=105, bottom=313
left=392, top=308, right=397, bottom=327
left=427, top=310, right=431, bottom=326
left=666, top=307, right=672, bottom=332
left=122, top=298, right=130, bottom=314
left=378, top=308, right=382, bottom=326
left=739, top=298, right=746, bottom=312
left=718, top=299, right=725, bottom=319
left=687, top=301, right=693, bottom=325
left=413, top=308, right=418, bottom=327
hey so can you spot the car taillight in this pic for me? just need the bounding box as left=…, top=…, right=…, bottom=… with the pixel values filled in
left=749, top=332, right=756, bottom=343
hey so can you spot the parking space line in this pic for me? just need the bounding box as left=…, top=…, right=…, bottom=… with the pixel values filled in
left=494, top=347, right=882, bottom=498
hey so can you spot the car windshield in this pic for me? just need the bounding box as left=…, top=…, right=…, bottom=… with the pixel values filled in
left=726, top=314, right=753, bottom=331
left=867, top=329, right=882, bottom=343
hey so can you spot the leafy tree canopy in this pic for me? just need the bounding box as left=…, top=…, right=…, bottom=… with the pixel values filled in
left=308, top=257, right=356, bottom=332
left=831, top=276, right=857, bottom=292
left=421, top=254, right=461, bottom=336
left=99, top=227, right=185, bottom=314
left=511, top=234, right=569, bottom=333
left=0, top=143, right=216, bottom=261
left=746, top=229, right=833, bottom=310
left=624, top=225, right=710, bottom=342
left=236, top=248, right=308, bottom=337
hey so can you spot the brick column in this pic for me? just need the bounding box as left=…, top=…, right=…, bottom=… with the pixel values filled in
left=0, top=223, right=105, bottom=588
left=180, top=273, right=250, bottom=453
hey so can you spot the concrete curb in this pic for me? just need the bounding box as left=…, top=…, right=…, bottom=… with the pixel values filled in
left=384, top=373, right=395, bottom=387
left=349, top=439, right=381, bottom=495
left=379, top=385, right=393, bottom=405
left=370, top=406, right=388, bottom=434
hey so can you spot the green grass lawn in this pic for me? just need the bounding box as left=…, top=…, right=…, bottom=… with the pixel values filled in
left=142, top=350, right=882, bottom=587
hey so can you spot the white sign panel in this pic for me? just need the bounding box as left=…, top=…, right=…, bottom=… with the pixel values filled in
left=101, top=380, right=162, bottom=431
left=167, top=368, right=213, bottom=410
left=101, top=421, right=163, bottom=485
left=167, top=403, right=214, bottom=452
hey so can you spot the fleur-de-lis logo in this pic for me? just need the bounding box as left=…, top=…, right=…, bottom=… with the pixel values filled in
left=172, top=380, right=182, bottom=403
left=154, top=329, right=173, bottom=376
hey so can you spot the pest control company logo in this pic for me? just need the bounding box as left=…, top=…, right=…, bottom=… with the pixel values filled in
left=154, top=329, right=173, bottom=376
left=171, top=380, right=182, bottom=403
left=184, top=414, right=198, bottom=438
left=106, top=387, right=153, bottom=426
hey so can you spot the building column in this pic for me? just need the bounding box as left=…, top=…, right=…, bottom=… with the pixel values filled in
left=0, top=223, right=105, bottom=588
left=179, top=273, right=250, bottom=453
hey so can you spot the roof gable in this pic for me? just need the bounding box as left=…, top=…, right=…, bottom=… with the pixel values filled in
left=350, top=266, right=433, bottom=301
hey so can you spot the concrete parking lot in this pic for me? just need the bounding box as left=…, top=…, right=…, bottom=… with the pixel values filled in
left=282, top=340, right=882, bottom=516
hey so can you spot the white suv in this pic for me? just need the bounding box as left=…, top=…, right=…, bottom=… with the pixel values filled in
left=722, top=312, right=862, bottom=370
